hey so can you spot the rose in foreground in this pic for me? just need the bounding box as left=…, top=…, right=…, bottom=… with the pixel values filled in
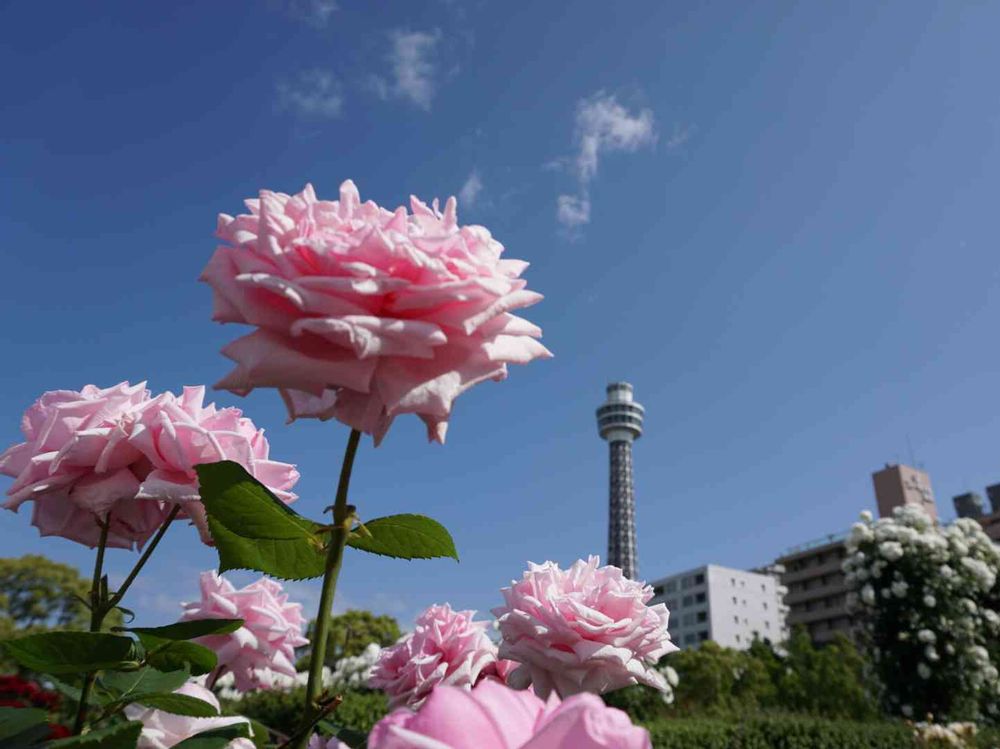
left=370, top=603, right=510, bottom=708
left=201, top=180, right=551, bottom=445
left=0, top=382, right=298, bottom=549
left=128, top=385, right=299, bottom=544
left=368, top=679, right=650, bottom=749
left=181, top=571, right=309, bottom=692
left=124, top=682, right=254, bottom=749
left=493, top=556, right=676, bottom=698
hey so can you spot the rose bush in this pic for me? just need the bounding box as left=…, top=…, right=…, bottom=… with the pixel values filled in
left=844, top=506, right=1000, bottom=723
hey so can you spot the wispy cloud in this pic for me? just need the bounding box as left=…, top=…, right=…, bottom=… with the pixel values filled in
left=459, top=170, right=483, bottom=208
left=285, top=0, right=339, bottom=28
left=371, top=30, right=441, bottom=110
left=665, top=123, right=694, bottom=150
left=555, top=92, right=656, bottom=232
left=276, top=70, right=344, bottom=118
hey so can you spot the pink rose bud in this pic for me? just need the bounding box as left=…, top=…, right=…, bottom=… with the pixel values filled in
left=493, top=556, right=677, bottom=698
left=201, top=181, right=551, bottom=445
left=370, top=604, right=502, bottom=709
left=180, top=571, right=309, bottom=692
left=368, top=680, right=651, bottom=749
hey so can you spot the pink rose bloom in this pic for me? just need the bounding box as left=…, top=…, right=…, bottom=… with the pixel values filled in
left=124, top=681, right=255, bottom=749
left=493, top=556, right=677, bottom=699
left=0, top=382, right=169, bottom=549
left=180, top=571, right=309, bottom=692
left=368, top=680, right=651, bottom=749
left=201, top=181, right=551, bottom=445
left=128, top=385, right=299, bottom=544
left=369, top=604, right=501, bottom=709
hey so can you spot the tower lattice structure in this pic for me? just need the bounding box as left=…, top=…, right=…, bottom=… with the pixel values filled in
left=596, top=382, right=644, bottom=579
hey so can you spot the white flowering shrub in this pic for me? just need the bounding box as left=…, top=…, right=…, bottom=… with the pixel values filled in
left=844, top=506, right=1000, bottom=723
left=913, top=721, right=977, bottom=748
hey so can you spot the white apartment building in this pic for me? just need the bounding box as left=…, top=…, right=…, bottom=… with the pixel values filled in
left=648, top=564, right=789, bottom=649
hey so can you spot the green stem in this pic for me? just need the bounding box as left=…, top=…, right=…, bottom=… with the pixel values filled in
left=73, top=515, right=111, bottom=734
left=71, top=504, right=181, bottom=735
left=296, top=428, right=362, bottom=749
left=106, top=504, right=181, bottom=611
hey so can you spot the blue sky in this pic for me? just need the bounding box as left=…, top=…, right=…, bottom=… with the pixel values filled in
left=3, top=0, right=1000, bottom=628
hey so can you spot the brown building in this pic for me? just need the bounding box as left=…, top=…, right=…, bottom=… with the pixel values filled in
left=775, top=534, right=851, bottom=644
left=872, top=464, right=937, bottom=521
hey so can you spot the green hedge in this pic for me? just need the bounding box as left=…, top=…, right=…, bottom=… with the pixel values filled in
left=223, top=687, right=388, bottom=737
left=644, top=716, right=914, bottom=749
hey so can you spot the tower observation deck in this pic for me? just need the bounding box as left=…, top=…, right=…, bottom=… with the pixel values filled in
left=596, top=382, right=645, bottom=579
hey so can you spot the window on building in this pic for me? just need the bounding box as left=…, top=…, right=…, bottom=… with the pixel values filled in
left=653, top=585, right=664, bottom=596
left=665, top=581, right=677, bottom=593
left=731, top=577, right=736, bottom=586
left=733, top=615, right=739, bottom=624
left=698, top=631, right=709, bottom=642
left=743, top=618, right=748, bottom=625
left=763, top=602, right=768, bottom=610
left=682, top=595, right=694, bottom=607
left=696, top=611, right=707, bottom=623
left=735, top=634, right=741, bottom=643
left=765, top=621, right=770, bottom=630
left=742, top=599, right=747, bottom=606
left=682, top=613, right=695, bottom=626
left=694, top=573, right=705, bottom=585
left=681, top=577, right=692, bottom=590
left=695, top=592, right=706, bottom=603
left=740, top=580, right=746, bottom=588
left=761, top=583, right=766, bottom=592
left=684, top=633, right=696, bottom=645
left=666, top=598, right=678, bottom=610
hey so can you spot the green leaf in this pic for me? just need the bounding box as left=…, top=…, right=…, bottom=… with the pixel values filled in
left=48, top=721, right=143, bottom=749
left=346, top=514, right=459, bottom=561
left=129, top=692, right=218, bottom=717
left=0, top=706, right=48, bottom=743
left=195, top=461, right=327, bottom=580
left=139, top=637, right=217, bottom=676
left=195, top=461, right=319, bottom=539
left=1, top=632, right=137, bottom=674
left=101, top=667, right=189, bottom=699
left=248, top=719, right=269, bottom=749
left=124, top=618, right=243, bottom=641
left=47, top=677, right=86, bottom=703
left=172, top=723, right=252, bottom=749
left=318, top=720, right=368, bottom=749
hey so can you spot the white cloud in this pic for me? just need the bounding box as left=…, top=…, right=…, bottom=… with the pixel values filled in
left=459, top=170, right=483, bottom=207
left=276, top=70, right=344, bottom=118
left=665, top=123, right=694, bottom=150
left=555, top=92, right=656, bottom=230
left=373, top=30, right=441, bottom=110
left=556, top=194, right=590, bottom=228
left=286, top=0, right=338, bottom=28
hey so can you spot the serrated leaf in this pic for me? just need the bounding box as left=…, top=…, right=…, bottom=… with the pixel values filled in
left=101, top=667, right=189, bottom=699
left=130, top=692, right=218, bottom=717
left=346, top=514, right=458, bottom=561
left=195, top=461, right=319, bottom=539
left=195, top=461, right=327, bottom=580
left=48, top=721, right=143, bottom=749
left=139, top=637, right=217, bottom=676
left=124, top=618, right=243, bottom=641
left=172, top=723, right=252, bottom=749
left=207, top=516, right=326, bottom=580
left=0, top=706, right=48, bottom=741
left=1, top=632, right=137, bottom=674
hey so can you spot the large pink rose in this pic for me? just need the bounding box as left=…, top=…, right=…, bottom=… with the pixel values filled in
left=128, top=385, right=299, bottom=544
left=0, top=383, right=298, bottom=550
left=492, top=557, right=677, bottom=699
left=368, top=680, right=651, bottom=749
left=369, top=604, right=504, bottom=709
left=180, top=571, right=309, bottom=692
left=201, top=181, right=551, bottom=445
left=0, top=382, right=169, bottom=549
left=124, top=681, right=255, bottom=749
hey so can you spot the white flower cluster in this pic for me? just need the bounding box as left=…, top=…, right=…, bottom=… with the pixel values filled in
left=657, top=663, right=679, bottom=705
left=330, top=642, right=382, bottom=690
left=913, top=721, right=977, bottom=748
left=844, top=506, right=1000, bottom=721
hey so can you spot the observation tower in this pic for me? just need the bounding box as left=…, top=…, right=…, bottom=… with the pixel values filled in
left=596, top=382, right=645, bottom=579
